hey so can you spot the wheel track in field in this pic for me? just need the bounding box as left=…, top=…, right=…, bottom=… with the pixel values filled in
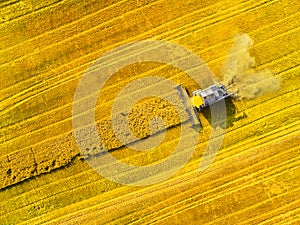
left=0, top=0, right=290, bottom=112
left=112, top=146, right=300, bottom=224
left=209, top=196, right=300, bottom=225
left=0, top=0, right=130, bottom=40
left=12, top=127, right=300, bottom=223
left=32, top=138, right=300, bottom=225
left=0, top=64, right=294, bottom=150
left=0, top=18, right=297, bottom=130
left=0, top=40, right=298, bottom=147
left=3, top=117, right=300, bottom=208
left=138, top=149, right=299, bottom=224
left=1, top=0, right=295, bottom=114
left=0, top=0, right=19, bottom=8
left=256, top=208, right=300, bottom=225
left=0, top=19, right=299, bottom=135
left=2, top=0, right=285, bottom=66
left=1, top=104, right=299, bottom=207
left=2, top=119, right=298, bottom=217
left=85, top=117, right=300, bottom=185
left=0, top=0, right=252, bottom=62
left=0, top=0, right=62, bottom=24
left=0, top=0, right=179, bottom=64
left=204, top=199, right=300, bottom=225
left=239, top=201, right=300, bottom=225
left=1, top=56, right=296, bottom=148
left=0, top=69, right=297, bottom=189
left=0, top=68, right=298, bottom=165
left=1, top=119, right=299, bottom=223
left=0, top=0, right=264, bottom=108
left=1, top=43, right=298, bottom=139
left=110, top=130, right=300, bottom=224
left=0, top=78, right=298, bottom=189
left=148, top=187, right=300, bottom=225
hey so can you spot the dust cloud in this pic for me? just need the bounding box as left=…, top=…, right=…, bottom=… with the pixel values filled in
left=221, top=33, right=280, bottom=100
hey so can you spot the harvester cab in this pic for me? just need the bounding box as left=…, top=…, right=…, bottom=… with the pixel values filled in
left=191, top=84, right=233, bottom=111
left=176, top=84, right=233, bottom=126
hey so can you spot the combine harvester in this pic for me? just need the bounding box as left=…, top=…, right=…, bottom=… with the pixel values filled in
left=176, top=84, right=233, bottom=126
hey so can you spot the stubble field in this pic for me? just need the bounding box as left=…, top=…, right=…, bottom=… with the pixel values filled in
left=0, top=0, right=299, bottom=224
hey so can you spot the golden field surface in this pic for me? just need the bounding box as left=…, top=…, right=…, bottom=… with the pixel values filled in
left=0, top=0, right=299, bottom=224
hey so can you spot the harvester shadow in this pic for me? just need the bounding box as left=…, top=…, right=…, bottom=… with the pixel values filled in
left=200, top=97, right=240, bottom=129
